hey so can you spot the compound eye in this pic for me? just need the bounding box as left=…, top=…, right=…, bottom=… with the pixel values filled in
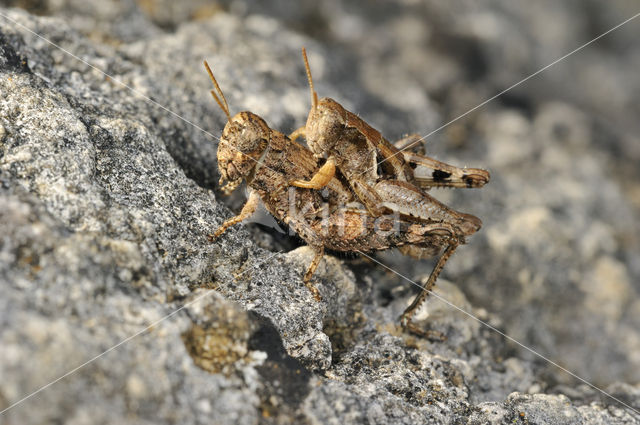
left=238, top=130, right=260, bottom=152
left=222, top=120, right=242, bottom=142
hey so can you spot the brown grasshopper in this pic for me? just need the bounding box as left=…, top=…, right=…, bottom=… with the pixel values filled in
left=204, top=60, right=484, bottom=337
left=290, top=48, right=490, bottom=219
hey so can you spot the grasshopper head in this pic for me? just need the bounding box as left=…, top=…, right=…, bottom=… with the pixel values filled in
left=305, top=97, right=347, bottom=155
left=204, top=61, right=271, bottom=194
left=300, top=49, right=347, bottom=156
left=217, top=112, right=270, bottom=193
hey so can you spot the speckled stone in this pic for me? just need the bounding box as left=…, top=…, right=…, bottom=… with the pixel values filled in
left=1, top=2, right=639, bottom=424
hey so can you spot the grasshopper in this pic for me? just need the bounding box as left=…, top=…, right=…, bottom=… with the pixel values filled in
left=204, top=60, right=484, bottom=337
left=290, top=48, right=490, bottom=219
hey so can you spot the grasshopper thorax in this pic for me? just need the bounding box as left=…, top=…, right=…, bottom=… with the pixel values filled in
left=217, top=111, right=270, bottom=194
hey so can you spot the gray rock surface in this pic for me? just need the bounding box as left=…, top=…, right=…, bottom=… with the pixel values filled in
left=1, top=1, right=639, bottom=424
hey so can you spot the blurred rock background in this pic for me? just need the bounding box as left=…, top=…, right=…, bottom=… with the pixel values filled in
left=1, top=0, right=639, bottom=423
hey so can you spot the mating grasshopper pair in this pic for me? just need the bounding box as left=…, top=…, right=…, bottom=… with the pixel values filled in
left=206, top=49, right=489, bottom=337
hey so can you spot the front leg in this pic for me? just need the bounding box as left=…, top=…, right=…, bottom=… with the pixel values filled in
left=289, top=126, right=306, bottom=143
left=290, top=156, right=336, bottom=190
left=209, top=190, right=260, bottom=240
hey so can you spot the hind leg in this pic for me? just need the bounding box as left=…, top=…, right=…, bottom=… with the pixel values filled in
left=394, top=133, right=425, bottom=154
left=401, top=243, right=458, bottom=340
left=404, top=152, right=490, bottom=189
left=303, top=246, right=325, bottom=301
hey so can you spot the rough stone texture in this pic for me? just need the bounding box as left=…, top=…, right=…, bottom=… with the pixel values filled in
left=0, top=1, right=639, bottom=424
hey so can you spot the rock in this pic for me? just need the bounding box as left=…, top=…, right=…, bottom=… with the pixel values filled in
left=1, top=2, right=639, bottom=424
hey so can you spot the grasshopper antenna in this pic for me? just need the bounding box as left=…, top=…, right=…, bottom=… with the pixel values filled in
left=301, top=47, right=318, bottom=111
left=203, top=60, right=231, bottom=122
